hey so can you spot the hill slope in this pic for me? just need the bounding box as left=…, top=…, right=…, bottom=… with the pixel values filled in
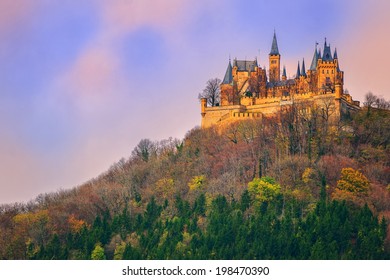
left=0, top=106, right=389, bottom=259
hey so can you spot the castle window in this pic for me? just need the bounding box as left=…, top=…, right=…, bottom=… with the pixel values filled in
left=322, top=70, right=324, bottom=74
left=332, top=70, right=334, bottom=74
left=327, top=70, right=329, bottom=74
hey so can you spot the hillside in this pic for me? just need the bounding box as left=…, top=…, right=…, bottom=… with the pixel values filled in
left=0, top=102, right=389, bottom=260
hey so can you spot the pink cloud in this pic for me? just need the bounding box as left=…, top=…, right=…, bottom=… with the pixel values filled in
left=65, top=47, right=120, bottom=96
left=0, top=119, right=48, bottom=203
left=0, top=0, right=39, bottom=36
left=341, top=0, right=390, bottom=100
left=101, top=0, right=189, bottom=36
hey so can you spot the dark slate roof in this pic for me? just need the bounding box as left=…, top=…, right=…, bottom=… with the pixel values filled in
left=318, top=48, right=322, bottom=59
left=282, top=66, right=287, bottom=77
left=233, top=59, right=257, bottom=72
left=333, top=48, right=338, bottom=59
left=301, top=58, right=306, bottom=77
left=269, top=31, right=280, bottom=55
left=267, top=79, right=296, bottom=88
left=310, top=44, right=318, bottom=71
left=296, top=61, right=301, bottom=78
left=222, top=60, right=233, bottom=84
left=322, top=39, right=333, bottom=61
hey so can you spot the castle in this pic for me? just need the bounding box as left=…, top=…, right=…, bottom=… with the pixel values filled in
left=200, top=32, right=360, bottom=128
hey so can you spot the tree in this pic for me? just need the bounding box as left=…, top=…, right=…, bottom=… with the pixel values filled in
left=332, top=168, right=370, bottom=205
left=188, top=175, right=206, bottom=191
left=364, top=92, right=377, bottom=108
left=336, top=168, right=370, bottom=196
left=198, top=78, right=221, bottom=107
left=248, top=177, right=281, bottom=204
left=364, top=92, right=390, bottom=111
left=91, top=243, right=106, bottom=260
left=131, top=139, right=156, bottom=162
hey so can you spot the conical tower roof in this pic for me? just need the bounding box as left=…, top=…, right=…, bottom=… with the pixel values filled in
left=310, top=43, right=319, bottom=70
left=282, top=65, right=287, bottom=77
left=322, top=39, right=333, bottom=61
left=296, top=61, right=301, bottom=78
left=301, top=58, right=306, bottom=77
left=269, top=31, right=280, bottom=55
left=222, top=59, right=233, bottom=84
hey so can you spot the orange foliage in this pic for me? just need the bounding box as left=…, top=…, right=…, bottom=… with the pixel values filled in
left=68, top=214, right=87, bottom=233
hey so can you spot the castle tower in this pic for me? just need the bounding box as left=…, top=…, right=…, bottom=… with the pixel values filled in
left=269, top=31, right=281, bottom=83
left=316, top=39, right=339, bottom=92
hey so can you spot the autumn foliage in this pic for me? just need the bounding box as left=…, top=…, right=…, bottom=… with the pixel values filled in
left=0, top=96, right=389, bottom=259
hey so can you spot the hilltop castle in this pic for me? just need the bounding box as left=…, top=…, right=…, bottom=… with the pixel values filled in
left=200, top=32, right=360, bottom=128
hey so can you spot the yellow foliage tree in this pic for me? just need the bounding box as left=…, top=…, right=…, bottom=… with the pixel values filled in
left=332, top=168, right=370, bottom=205
left=336, top=168, right=370, bottom=196
left=248, top=177, right=281, bottom=203
left=155, top=178, right=174, bottom=199
left=188, top=175, right=206, bottom=191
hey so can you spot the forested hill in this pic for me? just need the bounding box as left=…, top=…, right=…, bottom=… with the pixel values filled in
left=0, top=100, right=389, bottom=259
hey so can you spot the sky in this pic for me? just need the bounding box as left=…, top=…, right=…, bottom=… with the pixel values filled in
left=0, top=0, right=389, bottom=204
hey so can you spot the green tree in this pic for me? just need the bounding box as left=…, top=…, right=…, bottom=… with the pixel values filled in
left=91, top=243, right=106, bottom=260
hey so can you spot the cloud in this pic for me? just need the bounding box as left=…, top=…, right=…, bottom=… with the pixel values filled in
left=58, top=46, right=122, bottom=105
left=101, top=0, right=189, bottom=37
left=0, top=0, right=38, bottom=36
left=0, top=118, right=48, bottom=203
left=341, top=0, right=390, bottom=100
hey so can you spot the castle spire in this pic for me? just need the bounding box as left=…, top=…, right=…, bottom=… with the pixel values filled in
left=310, top=43, right=319, bottom=70
left=269, top=30, right=280, bottom=55
left=296, top=61, right=301, bottom=78
left=322, top=38, right=333, bottom=61
left=301, top=58, right=306, bottom=77
left=222, top=59, right=233, bottom=84
left=334, top=48, right=341, bottom=71
left=282, top=65, right=287, bottom=81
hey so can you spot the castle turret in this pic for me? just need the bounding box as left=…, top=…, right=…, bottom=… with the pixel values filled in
left=296, top=61, right=301, bottom=79
left=301, top=58, right=307, bottom=77
left=201, top=97, right=207, bottom=117
left=322, top=39, right=333, bottom=61
left=269, top=31, right=281, bottom=83
left=282, top=65, right=287, bottom=81
left=309, top=43, right=319, bottom=71
left=334, top=48, right=340, bottom=72
left=335, top=83, right=342, bottom=99
left=221, top=59, right=235, bottom=106
left=222, top=59, right=233, bottom=85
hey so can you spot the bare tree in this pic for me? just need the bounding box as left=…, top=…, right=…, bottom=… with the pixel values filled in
left=131, top=139, right=156, bottom=162
left=198, top=78, right=221, bottom=106
left=364, top=92, right=377, bottom=108
left=363, top=92, right=390, bottom=113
